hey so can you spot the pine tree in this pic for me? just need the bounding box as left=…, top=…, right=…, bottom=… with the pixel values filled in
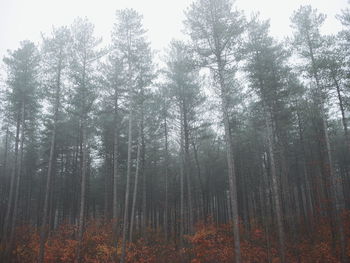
left=185, top=0, right=245, bottom=260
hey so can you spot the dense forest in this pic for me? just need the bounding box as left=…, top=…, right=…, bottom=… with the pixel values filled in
left=0, top=0, right=350, bottom=262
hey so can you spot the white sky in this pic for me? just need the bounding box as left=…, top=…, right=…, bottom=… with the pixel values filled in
left=0, top=0, right=348, bottom=61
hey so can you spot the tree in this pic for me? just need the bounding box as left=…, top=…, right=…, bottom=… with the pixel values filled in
left=38, top=26, right=71, bottom=263
left=320, top=36, right=350, bottom=151
left=163, top=40, right=204, bottom=239
left=69, top=17, right=102, bottom=263
left=245, top=16, right=293, bottom=263
left=2, top=40, right=40, bottom=261
left=1, top=3, right=350, bottom=263
left=291, top=6, right=348, bottom=262
left=185, top=0, right=245, bottom=261
left=112, top=9, right=154, bottom=263
left=99, top=48, right=125, bottom=228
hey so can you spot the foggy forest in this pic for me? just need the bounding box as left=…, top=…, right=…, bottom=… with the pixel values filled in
left=0, top=0, right=350, bottom=262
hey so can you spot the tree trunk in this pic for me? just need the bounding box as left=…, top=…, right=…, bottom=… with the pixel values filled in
left=307, top=35, right=347, bottom=263
left=38, top=53, right=62, bottom=263
left=7, top=103, right=25, bottom=260
left=141, top=135, right=147, bottom=237
left=179, top=126, right=185, bottom=248
left=265, top=109, right=286, bottom=263
left=120, top=105, right=133, bottom=263
left=1, top=113, right=20, bottom=245
left=295, top=103, right=314, bottom=226
left=0, top=124, right=9, bottom=228
left=331, top=72, right=350, bottom=151
left=163, top=106, right=169, bottom=241
left=75, top=120, right=88, bottom=263
left=182, top=106, right=194, bottom=234
left=75, top=47, right=89, bottom=262
left=217, top=58, right=241, bottom=263
left=113, top=90, right=120, bottom=220
left=129, top=118, right=142, bottom=242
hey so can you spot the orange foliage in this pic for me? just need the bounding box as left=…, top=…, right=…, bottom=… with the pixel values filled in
left=188, top=223, right=234, bottom=263
left=188, top=222, right=274, bottom=263
left=10, top=212, right=350, bottom=263
left=126, top=238, right=177, bottom=263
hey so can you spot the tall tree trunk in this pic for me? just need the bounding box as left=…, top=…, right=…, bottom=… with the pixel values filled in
left=38, top=54, right=62, bottom=263
left=163, top=106, right=169, bottom=241
left=6, top=103, right=25, bottom=260
left=295, top=103, right=314, bottom=226
left=1, top=115, right=19, bottom=245
left=142, top=138, right=147, bottom=237
left=320, top=105, right=347, bottom=263
left=112, top=88, right=120, bottom=250
left=217, top=58, right=241, bottom=263
left=0, top=125, right=9, bottom=227
left=192, top=140, right=205, bottom=214
left=182, top=106, right=194, bottom=234
left=75, top=47, right=89, bottom=262
left=307, top=35, right=347, bottom=262
left=113, top=90, right=120, bottom=220
left=120, top=105, right=133, bottom=263
left=265, top=109, right=286, bottom=263
left=179, top=127, right=185, bottom=248
left=75, top=120, right=88, bottom=263
left=129, top=117, right=142, bottom=242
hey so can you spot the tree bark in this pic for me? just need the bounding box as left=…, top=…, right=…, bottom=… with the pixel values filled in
left=6, top=103, right=25, bottom=260
left=1, top=112, right=20, bottom=244
left=182, top=104, right=194, bottom=234
left=331, top=71, right=350, bottom=151
left=75, top=120, right=88, bottom=263
left=265, top=109, right=286, bottom=263
left=0, top=124, right=9, bottom=228
left=163, top=105, right=169, bottom=241
left=38, top=52, right=62, bottom=263
left=120, top=105, right=133, bottom=263
left=179, top=127, right=185, bottom=248
left=76, top=51, right=88, bottom=263
left=113, top=89, right=120, bottom=220
left=129, top=117, right=142, bottom=242
left=307, top=33, right=347, bottom=263
left=217, top=59, right=241, bottom=263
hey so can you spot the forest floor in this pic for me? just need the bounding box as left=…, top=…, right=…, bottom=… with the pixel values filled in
left=6, top=212, right=350, bottom=263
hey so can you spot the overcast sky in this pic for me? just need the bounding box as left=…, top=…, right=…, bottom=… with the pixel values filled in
left=0, top=0, right=348, bottom=60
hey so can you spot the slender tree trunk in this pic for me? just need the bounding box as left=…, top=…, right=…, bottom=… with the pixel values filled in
left=1, top=115, right=20, bottom=247
left=192, top=140, right=204, bottom=203
left=113, top=90, right=119, bottom=220
left=104, top=154, right=110, bottom=219
left=75, top=120, right=88, bottom=263
left=142, top=140, right=147, bottom=237
left=217, top=58, right=241, bottom=263
left=265, top=109, right=286, bottom=263
left=192, top=140, right=205, bottom=221
left=0, top=125, right=9, bottom=227
left=321, top=105, right=347, bottom=263
left=38, top=54, right=62, bottom=263
left=179, top=127, right=185, bottom=248
left=75, top=48, right=89, bottom=263
left=163, top=107, right=169, bottom=241
left=129, top=118, right=142, bottom=242
left=141, top=137, right=147, bottom=228
left=307, top=36, right=347, bottom=262
left=112, top=87, right=120, bottom=251
left=120, top=105, right=133, bottom=263
left=6, top=103, right=25, bottom=260
left=295, top=104, right=314, bottom=225
left=182, top=107, right=194, bottom=234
